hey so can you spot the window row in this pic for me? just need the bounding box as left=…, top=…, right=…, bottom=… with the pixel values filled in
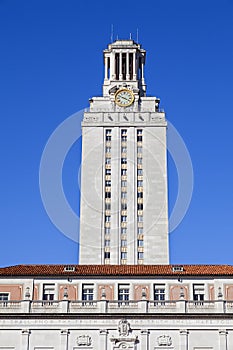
left=105, top=129, right=143, bottom=143
left=0, top=283, right=209, bottom=302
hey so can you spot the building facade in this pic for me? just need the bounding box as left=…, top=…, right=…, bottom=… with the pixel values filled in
left=0, top=265, right=233, bottom=349
left=0, top=41, right=232, bottom=350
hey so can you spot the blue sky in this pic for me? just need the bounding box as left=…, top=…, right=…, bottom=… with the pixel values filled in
left=0, top=0, right=233, bottom=266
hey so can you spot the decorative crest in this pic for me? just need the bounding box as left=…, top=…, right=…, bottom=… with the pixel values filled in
left=157, top=335, right=172, bottom=346
left=118, top=319, right=130, bottom=337
left=77, top=335, right=92, bottom=346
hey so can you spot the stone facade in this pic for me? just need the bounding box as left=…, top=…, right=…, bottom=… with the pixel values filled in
left=0, top=265, right=233, bottom=349
left=79, top=40, right=169, bottom=265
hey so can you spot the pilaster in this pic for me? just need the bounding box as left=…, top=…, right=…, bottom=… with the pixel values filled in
left=60, top=329, right=70, bottom=350
left=179, top=329, right=188, bottom=350
left=21, top=329, right=30, bottom=350
left=99, top=329, right=109, bottom=350
left=219, top=330, right=227, bottom=350
left=140, top=329, right=149, bottom=350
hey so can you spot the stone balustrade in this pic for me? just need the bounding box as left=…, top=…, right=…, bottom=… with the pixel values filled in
left=0, top=299, right=232, bottom=314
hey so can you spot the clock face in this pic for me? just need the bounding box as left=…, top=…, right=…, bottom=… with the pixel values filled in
left=115, top=89, right=134, bottom=107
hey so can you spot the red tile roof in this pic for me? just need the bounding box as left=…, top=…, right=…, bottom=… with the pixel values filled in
left=0, top=264, right=232, bottom=277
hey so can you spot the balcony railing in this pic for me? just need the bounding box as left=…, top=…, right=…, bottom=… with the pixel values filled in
left=0, top=300, right=233, bottom=314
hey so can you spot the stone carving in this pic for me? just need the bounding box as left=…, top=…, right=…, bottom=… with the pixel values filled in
left=77, top=335, right=92, bottom=346
left=118, top=319, right=130, bottom=336
left=157, top=335, right=172, bottom=346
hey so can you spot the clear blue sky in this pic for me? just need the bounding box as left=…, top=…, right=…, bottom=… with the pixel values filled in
left=0, top=0, right=233, bottom=267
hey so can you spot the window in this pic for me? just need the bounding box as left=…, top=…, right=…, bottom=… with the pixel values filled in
left=105, top=240, right=110, bottom=246
left=154, top=285, right=165, bottom=303
left=121, top=228, right=127, bottom=234
left=43, top=284, right=55, bottom=301
left=138, top=203, right=143, bottom=210
left=105, top=202, right=111, bottom=210
left=172, top=265, right=184, bottom=272
left=121, top=147, right=127, bottom=153
left=121, top=181, right=127, bottom=187
left=122, top=203, right=127, bottom=210
left=82, top=284, right=94, bottom=302
left=137, top=129, right=142, bottom=142
left=121, top=192, right=127, bottom=199
left=106, top=129, right=111, bottom=141
left=137, top=158, right=142, bottom=164
left=138, top=216, right=143, bottom=222
left=106, top=168, right=111, bottom=175
left=106, top=158, right=111, bottom=164
left=138, top=252, right=144, bottom=259
left=138, top=227, right=143, bottom=234
left=118, top=284, right=129, bottom=303
left=105, top=192, right=111, bottom=198
left=105, top=216, right=111, bottom=222
left=138, top=240, right=144, bottom=247
left=121, top=169, right=127, bottom=176
left=137, top=180, right=143, bottom=187
left=0, top=293, right=9, bottom=301
left=121, top=240, right=127, bottom=246
left=137, top=192, right=143, bottom=198
left=104, top=251, right=110, bottom=259
left=193, top=284, right=204, bottom=303
left=64, top=266, right=76, bottom=272
left=121, top=252, right=127, bottom=259
left=105, top=180, right=111, bottom=186
left=105, top=227, right=110, bottom=234
left=137, top=146, right=142, bottom=153
left=137, top=169, right=143, bottom=176
left=121, top=158, right=127, bottom=164
left=106, top=147, right=111, bottom=153
left=0, top=293, right=9, bottom=307
left=121, top=216, right=127, bottom=222
left=121, top=129, right=127, bottom=141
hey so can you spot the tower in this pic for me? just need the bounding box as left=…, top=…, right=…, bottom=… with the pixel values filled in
left=79, top=40, right=169, bottom=265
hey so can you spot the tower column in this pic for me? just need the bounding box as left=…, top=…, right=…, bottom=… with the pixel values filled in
left=141, top=56, right=145, bottom=83
left=133, top=52, right=136, bottom=80
left=111, top=52, right=116, bottom=79
left=104, top=56, right=108, bottom=80
left=126, top=52, right=130, bottom=80
left=119, top=52, right=123, bottom=80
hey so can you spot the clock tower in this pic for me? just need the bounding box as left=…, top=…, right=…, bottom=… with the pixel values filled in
left=79, top=40, right=169, bottom=265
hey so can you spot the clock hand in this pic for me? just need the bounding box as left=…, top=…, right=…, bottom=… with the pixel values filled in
left=120, top=95, right=130, bottom=102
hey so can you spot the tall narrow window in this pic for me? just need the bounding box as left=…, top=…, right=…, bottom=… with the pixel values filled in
left=106, top=129, right=111, bottom=141
left=137, top=129, right=142, bottom=142
left=0, top=293, right=9, bottom=307
left=82, top=284, right=94, bottom=303
left=118, top=284, right=129, bottom=304
left=193, top=284, right=204, bottom=304
left=154, top=285, right=165, bottom=304
left=121, top=129, right=127, bottom=141
left=0, top=293, right=9, bottom=301
left=43, top=284, right=55, bottom=302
